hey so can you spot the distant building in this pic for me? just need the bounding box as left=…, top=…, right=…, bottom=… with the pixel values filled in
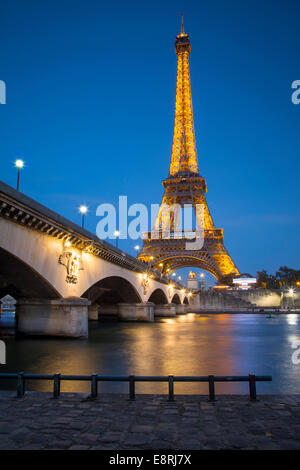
left=0, top=295, right=16, bottom=312
left=187, top=271, right=198, bottom=291
left=233, top=274, right=257, bottom=290
left=199, top=273, right=206, bottom=290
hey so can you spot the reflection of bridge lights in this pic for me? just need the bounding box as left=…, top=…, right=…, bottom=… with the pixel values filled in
left=287, top=315, right=298, bottom=326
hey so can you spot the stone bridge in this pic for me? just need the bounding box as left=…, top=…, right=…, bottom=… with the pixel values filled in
left=0, top=181, right=193, bottom=337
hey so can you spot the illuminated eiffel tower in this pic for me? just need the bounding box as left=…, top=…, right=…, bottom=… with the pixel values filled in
left=138, top=16, right=239, bottom=280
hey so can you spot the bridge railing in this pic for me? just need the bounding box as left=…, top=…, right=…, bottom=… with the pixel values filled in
left=0, top=373, right=272, bottom=401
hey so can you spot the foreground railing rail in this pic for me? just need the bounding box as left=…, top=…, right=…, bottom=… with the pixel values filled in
left=0, top=373, right=272, bottom=401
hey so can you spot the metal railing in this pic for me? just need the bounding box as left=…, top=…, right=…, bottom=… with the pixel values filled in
left=0, top=373, right=272, bottom=401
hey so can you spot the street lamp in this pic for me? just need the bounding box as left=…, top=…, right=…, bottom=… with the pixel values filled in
left=15, top=159, right=24, bottom=191
left=289, top=288, right=295, bottom=308
left=134, top=245, right=140, bottom=254
left=79, top=205, right=88, bottom=229
left=114, top=230, right=120, bottom=248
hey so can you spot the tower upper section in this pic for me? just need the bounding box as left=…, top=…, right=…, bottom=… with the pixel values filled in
left=169, top=17, right=199, bottom=177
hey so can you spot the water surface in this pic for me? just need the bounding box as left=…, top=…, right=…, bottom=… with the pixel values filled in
left=1, top=313, right=299, bottom=395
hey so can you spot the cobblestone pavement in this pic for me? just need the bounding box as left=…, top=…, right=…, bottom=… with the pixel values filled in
left=0, top=392, right=300, bottom=450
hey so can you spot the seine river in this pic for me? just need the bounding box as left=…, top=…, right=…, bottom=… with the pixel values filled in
left=1, top=313, right=300, bottom=395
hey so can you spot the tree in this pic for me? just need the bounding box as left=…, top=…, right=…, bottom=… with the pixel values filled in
left=276, top=266, right=300, bottom=286
left=256, top=270, right=280, bottom=289
left=216, top=273, right=235, bottom=287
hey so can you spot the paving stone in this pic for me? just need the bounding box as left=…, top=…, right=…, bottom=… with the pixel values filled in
left=122, top=433, right=152, bottom=446
left=69, top=445, right=90, bottom=450
left=0, top=392, right=300, bottom=450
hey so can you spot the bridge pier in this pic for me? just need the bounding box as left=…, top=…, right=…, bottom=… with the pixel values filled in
left=98, top=305, right=119, bottom=320
left=16, top=297, right=90, bottom=338
left=154, top=303, right=176, bottom=317
left=118, top=302, right=154, bottom=322
left=88, top=304, right=99, bottom=321
left=176, top=304, right=187, bottom=314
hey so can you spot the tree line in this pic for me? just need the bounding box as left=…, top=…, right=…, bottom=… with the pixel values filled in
left=217, top=267, right=300, bottom=289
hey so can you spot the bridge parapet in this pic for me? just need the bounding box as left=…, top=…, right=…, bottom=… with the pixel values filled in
left=0, top=181, right=183, bottom=289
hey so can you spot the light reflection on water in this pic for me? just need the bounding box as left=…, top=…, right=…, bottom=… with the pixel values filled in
left=1, top=313, right=300, bottom=395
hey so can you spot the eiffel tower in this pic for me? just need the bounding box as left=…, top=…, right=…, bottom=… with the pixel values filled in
left=138, top=16, right=239, bottom=280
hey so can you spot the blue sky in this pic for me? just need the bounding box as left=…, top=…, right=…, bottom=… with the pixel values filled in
left=0, top=0, right=299, bottom=286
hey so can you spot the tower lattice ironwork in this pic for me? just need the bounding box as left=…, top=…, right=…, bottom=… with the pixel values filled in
left=138, top=17, right=239, bottom=280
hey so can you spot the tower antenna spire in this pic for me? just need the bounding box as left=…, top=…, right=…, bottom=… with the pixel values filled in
left=181, top=13, right=184, bottom=34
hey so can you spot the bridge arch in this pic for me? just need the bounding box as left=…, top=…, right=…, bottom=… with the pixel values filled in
left=183, top=296, right=189, bottom=305
left=148, top=288, right=168, bottom=305
left=0, top=247, right=61, bottom=300
left=171, top=293, right=181, bottom=304
left=154, top=255, right=221, bottom=280
left=82, top=275, right=142, bottom=305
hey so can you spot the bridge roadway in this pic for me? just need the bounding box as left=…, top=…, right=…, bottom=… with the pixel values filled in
left=0, top=181, right=193, bottom=337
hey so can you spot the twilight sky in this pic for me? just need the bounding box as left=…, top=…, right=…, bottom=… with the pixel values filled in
left=0, top=0, right=299, bottom=285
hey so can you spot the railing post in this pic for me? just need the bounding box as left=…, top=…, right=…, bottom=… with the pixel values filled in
left=17, top=372, right=25, bottom=398
left=91, top=374, right=98, bottom=398
left=53, top=373, right=61, bottom=398
left=208, top=375, right=215, bottom=401
left=249, top=374, right=256, bottom=400
left=129, top=375, right=135, bottom=400
left=168, top=375, right=174, bottom=401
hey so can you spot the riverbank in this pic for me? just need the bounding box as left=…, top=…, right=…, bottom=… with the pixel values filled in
left=0, top=391, right=299, bottom=450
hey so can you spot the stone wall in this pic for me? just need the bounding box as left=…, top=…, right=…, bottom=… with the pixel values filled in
left=229, top=289, right=281, bottom=307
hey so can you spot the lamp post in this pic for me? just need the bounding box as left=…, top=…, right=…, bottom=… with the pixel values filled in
left=79, top=205, right=88, bottom=229
left=15, top=159, right=24, bottom=191
left=114, top=230, right=120, bottom=248
left=134, top=245, right=140, bottom=255
left=289, top=288, right=295, bottom=309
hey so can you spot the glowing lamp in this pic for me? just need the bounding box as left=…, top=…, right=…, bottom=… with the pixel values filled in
left=79, top=205, right=88, bottom=214
left=15, top=159, right=24, bottom=168
left=15, top=159, right=25, bottom=191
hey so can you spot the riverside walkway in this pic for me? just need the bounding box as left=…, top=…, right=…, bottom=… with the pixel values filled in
left=0, top=392, right=299, bottom=450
